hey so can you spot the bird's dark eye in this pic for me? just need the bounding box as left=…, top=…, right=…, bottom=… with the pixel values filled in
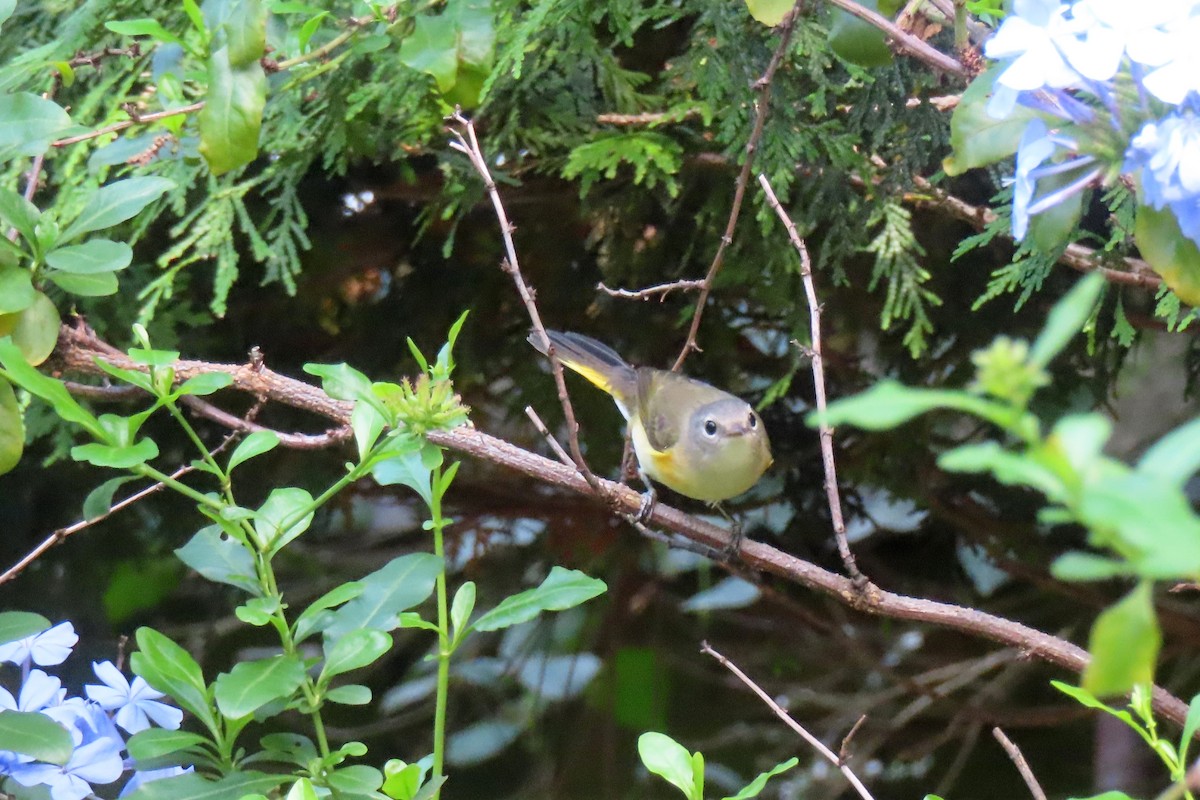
left=748, top=413, right=757, bottom=429
left=703, top=419, right=718, bottom=436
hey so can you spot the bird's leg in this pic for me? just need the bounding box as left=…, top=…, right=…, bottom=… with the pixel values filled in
left=713, top=503, right=744, bottom=560
left=635, top=468, right=658, bottom=523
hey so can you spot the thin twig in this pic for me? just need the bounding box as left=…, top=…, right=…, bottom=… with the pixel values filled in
left=839, top=715, right=868, bottom=763
left=702, top=641, right=877, bottom=800
left=672, top=0, right=803, bottom=371
left=0, top=461, right=194, bottom=585
left=180, top=395, right=352, bottom=449
left=447, top=111, right=602, bottom=496
left=597, top=279, right=706, bottom=301
left=52, top=102, right=205, bottom=147
left=992, top=728, right=1048, bottom=800
left=758, top=174, right=864, bottom=585
left=525, top=406, right=574, bottom=467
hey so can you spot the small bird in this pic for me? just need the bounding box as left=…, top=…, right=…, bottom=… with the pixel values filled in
left=529, top=330, right=772, bottom=515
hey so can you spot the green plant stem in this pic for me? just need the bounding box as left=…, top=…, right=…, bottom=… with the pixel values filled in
left=135, top=464, right=222, bottom=509
left=953, top=0, right=968, bottom=52
left=429, top=463, right=451, bottom=800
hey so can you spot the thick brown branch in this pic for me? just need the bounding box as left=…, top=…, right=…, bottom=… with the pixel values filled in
left=50, top=323, right=1192, bottom=729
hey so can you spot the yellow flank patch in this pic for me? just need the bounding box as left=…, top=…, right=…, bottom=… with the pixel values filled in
left=559, top=360, right=614, bottom=396
left=647, top=447, right=682, bottom=488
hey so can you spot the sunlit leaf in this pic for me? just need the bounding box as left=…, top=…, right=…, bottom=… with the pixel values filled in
left=472, top=567, right=606, bottom=632
left=638, top=732, right=699, bottom=800
left=744, top=0, right=792, bottom=26
left=1081, top=582, right=1161, bottom=697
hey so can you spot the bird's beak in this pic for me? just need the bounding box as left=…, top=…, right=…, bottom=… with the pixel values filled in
left=726, top=423, right=750, bottom=437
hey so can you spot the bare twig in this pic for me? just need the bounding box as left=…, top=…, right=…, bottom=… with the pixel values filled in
left=179, top=394, right=352, bottom=449
left=52, top=102, right=206, bottom=147
left=49, top=322, right=1197, bottom=730
left=525, top=406, right=574, bottom=467
left=758, top=174, right=864, bottom=585
left=597, top=279, right=706, bottom=301
left=702, top=641, right=877, bottom=800
left=992, top=728, right=1048, bottom=800
left=447, top=112, right=602, bottom=496
left=0, top=461, right=195, bottom=585
left=672, top=0, right=803, bottom=371
left=596, top=109, right=701, bottom=126
left=839, top=715, right=868, bottom=763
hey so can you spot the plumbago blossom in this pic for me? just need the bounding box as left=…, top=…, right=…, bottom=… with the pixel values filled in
left=0, top=622, right=189, bottom=800
left=975, top=0, right=1200, bottom=276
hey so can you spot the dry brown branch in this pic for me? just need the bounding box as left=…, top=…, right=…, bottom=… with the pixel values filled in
left=671, top=0, right=803, bottom=371
left=447, top=112, right=603, bottom=496
left=596, top=279, right=706, bottom=301
left=758, top=174, right=863, bottom=584
left=47, top=322, right=1195, bottom=729
left=993, top=728, right=1048, bottom=800
left=702, top=641, right=877, bottom=800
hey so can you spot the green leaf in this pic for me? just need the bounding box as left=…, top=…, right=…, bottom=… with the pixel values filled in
left=1051, top=552, right=1131, bottom=581
left=324, top=553, right=443, bottom=638
left=943, top=68, right=1037, bottom=176
left=326, top=684, right=372, bottom=705
left=127, top=728, right=210, bottom=760
left=325, top=764, right=384, bottom=795
left=0, top=710, right=72, bottom=765
left=744, top=0, right=792, bottom=25
left=105, top=18, right=187, bottom=47
left=813, top=380, right=1015, bottom=432
left=176, top=526, right=261, bottom=595
left=829, top=3, right=892, bottom=68
left=0, top=185, right=40, bottom=243
left=1029, top=273, right=1105, bottom=368
left=176, top=371, right=234, bottom=397
left=1076, top=473, right=1200, bottom=579
left=0, top=265, right=35, bottom=313
left=638, top=732, right=699, bottom=800
left=373, top=444, right=436, bottom=505
left=225, top=0, right=268, bottom=67
left=472, top=567, right=606, bottom=632
left=0, top=337, right=105, bottom=438
left=1137, top=417, right=1200, bottom=487
left=320, top=629, right=392, bottom=682
left=236, top=596, right=280, bottom=626
left=0, top=376, right=22, bottom=475
left=47, top=269, right=119, bottom=296
left=0, top=92, right=72, bottom=156
left=1135, top=202, right=1200, bottom=306
left=214, top=654, right=307, bottom=718
left=293, top=581, right=366, bottom=643
left=131, top=627, right=217, bottom=733
left=1027, top=167, right=1085, bottom=252
left=450, top=581, right=475, bottom=641
left=252, top=487, right=314, bottom=553
left=382, top=759, right=425, bottom=800
left=303, top=362, right=375, bottom=403
left=228, top=429, right=279, bottom=471
left=0, top=0, right=14, bottom=30
left=350, top=400, right=385, bottom=461
left=59, top=177, right=175, bottom=243
left=721, top=758, right=799, bottom=800
left=198, top=47, right=267, bottom=175
left=71, top=437, right=159, bottom=468
left=1082, top=582, right=1161, bottom=697
left=0, top=611, right=49, bottom=645
left=1180, top=694, right=1200, bottom=765
left=399, top=14, right=458, bottom=91
left=9, top=289, right=61, bottom=365
left=82, top=476, right=138, bottom=520
left=45, top=239, right=133, bottom=273
left=285, top=778, right=320, bottom=800
left=123, top=770, right=286, bottom=800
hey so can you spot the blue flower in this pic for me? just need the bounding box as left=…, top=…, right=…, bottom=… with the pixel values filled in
left=1141, top=15, right=1200, bottom=105
left=1126, top=106, right=1200, bottom=243
left=9, top=734, right=124, bottom=800
left=119, top=765, right=194, bottom=798
left=85, top=661, right=183, bottom=734
left=984, top=0, right=1085, bottom=118
left=1064, top=0, right=1187, bottom=80
left=0, top=622, right=78, bottom=667
left=1012, top=121, right=1059, bottom=239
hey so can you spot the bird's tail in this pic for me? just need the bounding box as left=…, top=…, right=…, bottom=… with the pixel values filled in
left=528, top=330, right=637, bottom=408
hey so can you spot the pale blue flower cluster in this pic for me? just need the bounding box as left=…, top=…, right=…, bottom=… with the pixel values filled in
left=0, top=622, right=190, bottom=800
left=983, top=0, right=1200, bottom=244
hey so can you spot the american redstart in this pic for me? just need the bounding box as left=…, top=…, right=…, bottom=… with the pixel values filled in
left=529, top=330, right=772, bottom=504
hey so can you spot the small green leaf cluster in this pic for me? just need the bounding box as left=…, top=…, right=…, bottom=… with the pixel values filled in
left=817, top=273, right=1200, bottom=702
left=638, top=731, right=798, bottom=800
